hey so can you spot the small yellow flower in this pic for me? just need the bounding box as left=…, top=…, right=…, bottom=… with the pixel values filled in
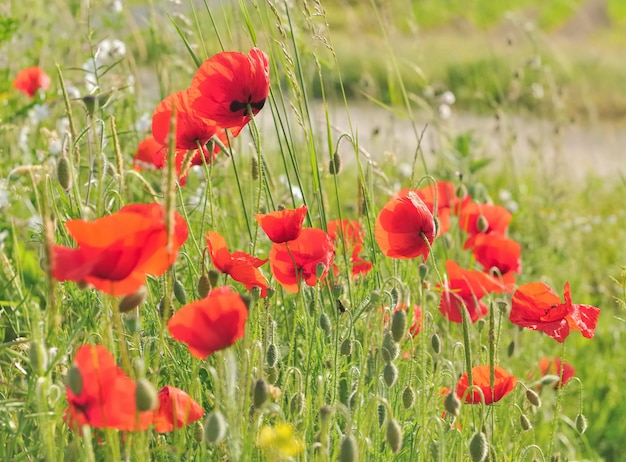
left=257, top=423, right=304, bottom=458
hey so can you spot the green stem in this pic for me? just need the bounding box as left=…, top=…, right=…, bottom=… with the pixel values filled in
left=548, top=341, right=567, bottom=457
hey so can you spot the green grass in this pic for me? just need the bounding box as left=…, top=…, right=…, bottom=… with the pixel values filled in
left=0, top=0, right=625, bottom=460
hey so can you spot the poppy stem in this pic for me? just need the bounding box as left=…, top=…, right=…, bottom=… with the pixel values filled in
left=111, top=297, right=132, bottom=376
left=109, top=116, right=125, bottom=201
left=224, top=132, right=253, bottom=241
left=548, top=341, right=567, bottom=458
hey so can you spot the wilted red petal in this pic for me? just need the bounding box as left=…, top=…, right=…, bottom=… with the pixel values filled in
left=269, top=228, right=334, bottom=293
left=152, top=88, right=216, bottom=151
left=13, top=66, right=50, bottom=98
left=153, top=386, right=204, bottom=433
left=510, top=282, right=570, bottom=342
left=471, top=233, right=522, bottom=274
left=191, top=48, right=270, bottom=131
left=456, top=365, right=517, bottom=405
left=375, top=191, right=436, bottom=260
left=256, top=205, right=307, bottom=244
left=168, top=286, right=248, bottom=359
left=562, top=282, right=600, bottom=339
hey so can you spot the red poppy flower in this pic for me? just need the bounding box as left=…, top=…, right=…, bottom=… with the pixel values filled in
left=510, top=282, right=600, bottom=343
left=375, top=190, right=436, bottom=260
left=256, top=205, right=307, bottom=244
left=456, top=365, right=517, bottom=405
left=52, top=203, right=188, bottom=296
left=190, top=48, right=270, bottom=132
left=152, top=386, right=204, bottom=433
left=437, top=260, right=505, bottom=323
left=65, top=345, right=152, bottom=431
left=152, top=88, right=217, bottom=151
left=269, top=228, right=334, bottom=293
left=327, top=219, right=372, bottom=277
left=459, top=202, right=512, bottom=249
left=13, top=66, right=51, bottom=98
left=538, top=358, right=575, bottom=389
left=206, top=231, right=269, bottom=297
left=168, top=286, right=248, bottom=359
left=471, top=233, right=522, bottom=275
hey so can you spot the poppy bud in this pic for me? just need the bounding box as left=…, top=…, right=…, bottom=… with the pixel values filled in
left=541, top=375, right=560, bottom=386
left=402, top=386, right=415, bottom=409
left=386, top=418, right=403, bottom=454
left=193, top=420, right=205, bottom=443
left=250, top=286, right=261, bottom=302
left=119, top=285, right=148, bottom=313
left=431, top=333, right=441, bottom=354
left=575, top=413, right=588, bottom=434
left=338, top=434, right=358, bottom=462
left=267, top=365, right=279, bottom=385
left=507, top=340, right=515, bottom=357
left=444, top=391, right=461, bottom=417
left=383, top=362, right=398, bottom=388
left=135, top=378, right=158, bottom=412
left=381, top=332, right=399, bottom=363
left=290, top=392, right=305, bottom=415
left=207, top=269, right=220, bottom=289
left=133, top=357, right=145, bottom=379
left=520, top=413, right=532, bottom=431
left=377, top=403, right=387, bottom=427
left=476, top=215, right=489, bottom=233
left=391, top=309, right=407, bottom=342
left=251, top=156, right=259, bottom=180
left=204, top=410, right=227, bottom=445
left=239, top=293, right=252, bottom=311
left=418, top=263, right=429, bottom=280
left=315, top=262, right=326, bottom=280
left=340, top=338, right=353, bottom=356
left=197, top=274, right=211, bottom=298
left=329, top=152, right=342, bottom=175
left=66, top=364, right=83, bottom=396
left=173, top=279, right=187, bottom=304
left=253, top=378, right=269, bottom=409
left=265, top=286, right=275, bottom=299
left=319, top=313, right=332, bottom=337
left=338, top=374, right=350, bottom=405
left=29, top=340, right=48, bottom=376
left=455, top=184, right=468, bottom=200
left=469, top=431, right=488, bottom=462
left=525, top=389, right=541, bottom=407
left=57, top=155, right=72, bottom=191
left=331, top=283, right=344, bottom=298
left=266, top=343, right=278, bottom=368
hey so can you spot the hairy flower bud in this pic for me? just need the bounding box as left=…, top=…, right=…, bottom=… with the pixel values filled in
left=57, top=155, right=72, bottom=191
left=135, top=378, right=158, bottom=412
left=386, top=418, right=403, bottom=454
left=402, top=386, right=415, bottom=410
left=525, top=389, right=541, bottom=407
left=119, top=285, right=148, bottom=313
left=469, top=431, right=488, bottom=462
left=391, top=309, right=407, bottom=342
left=339, top=434, right=358, bottom=462
left=444, top=391, right=461, bottom=417
left=381, top=332, right=399, bottom=363
left=253, top=378, right=269, bottom=409
left=197, top=274, right=212, bottom=298
left=66, top=364, right=83, bottom=396
left=383, top=362, right=398, bottom=388
left=173, top=279, right=187, bottom=304
left=204, top=410, right=227, bottom=445
left=575, top=413, right=588, bottom=434
left=340, top=338, right=353, bottom=356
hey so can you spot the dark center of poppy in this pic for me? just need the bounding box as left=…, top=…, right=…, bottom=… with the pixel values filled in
left=229, top=94, right=266, bottom=115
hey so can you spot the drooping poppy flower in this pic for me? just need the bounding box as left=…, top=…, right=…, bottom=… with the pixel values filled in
left=327, top=219, right=372, bottom=277
left=455, top=365, right=517, bottom=405
left=538, top=357, right=575, bottom=389
left=206, top=231, right=269, bottom=297
left=510, top=282, right=600, bottom=343
left=52, top=203, right=188, bottom=296
left=437, top=260, right=506, bottom=323
left=134, top=135, right=167, bottom=171
left=152, top=87, right=217, bottom=151
left=471, top=233, right=522, bottom=275
left=375, top=190, right=436, bottom=260
left=168, top=286, right=248, bottom=359
left=256, top=205, right=307, bottom=244
left=269, top=228, right=334, bottom=293
left=191, top=48, right=270, bottom=132
left=152, top=386, right=204, bottom=433
left=65, top=345, right=153, bottom=431
left=459, top=202, right=512, bottom=249
left=13, top=66, right=51, bottom=98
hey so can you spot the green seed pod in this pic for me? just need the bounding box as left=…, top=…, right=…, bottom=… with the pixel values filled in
left=340, top=338, right=353, bottom=356
left=377, top=403, right=387, bottom=427
left=402, top=386, right=415, bottom=410
left=338, top=434, right=358, bottom=462
left=391, top=309, right=407, bottom=342
left=430, top=333, right=441, bottom=354
left=329, top=152, right=342, bottom=175
left=266, top=343, right=278, bottom=368
left=520, top=413, right=532, bottom=431
left=386, top=418, right=403, bottom=454
left=253, top=378, right=269, bottom=409
left=119, top=285, right=148, bottom=313
left=207, top=269, right=220, bottom=289
left=575, top=413, right=588, bottom=434
left=383, top=362, right=398, bottom=388
left=135, top=378, right=158, bottom=412
left=57, top=155, right=72, bottom=191
left=29, top=340, right=48, bottom=376
left=418, top=263, right=429, bottom=280
left=444, top=391, right=461, bottom=417
left=290, top=392, right=305, bottom=415
left=193, top=420, right=205, bottom=443
left=469, top=431, right=488, bottom=462
left=319, top=313, right=332, bottom=337
left=204, top=410, right=227, bottom=445
left=476, top=215, right=489, bottom=233
left=525, top=389, right=541, bottom=407
left=66, top=364, right=83, bottom=396
left=173, top=279, right=187, bottom=305
left=197, top=274, right=212, bottom=298
left=381, top=332, right=399, bottom=363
